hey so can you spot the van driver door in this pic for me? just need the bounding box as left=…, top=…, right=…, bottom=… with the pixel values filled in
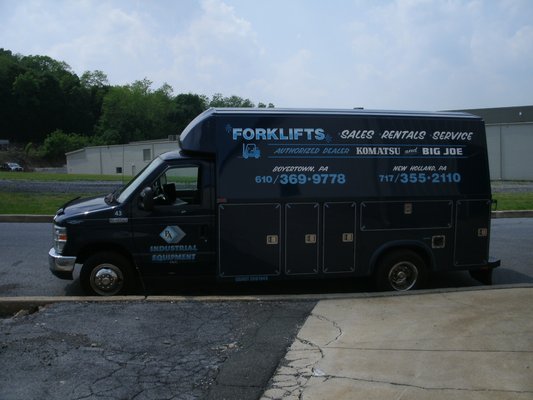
left=130, top=160, right=215, bottom=278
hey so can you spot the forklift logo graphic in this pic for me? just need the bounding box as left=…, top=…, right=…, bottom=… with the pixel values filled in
left=242, top=143, right=261, bottom=159
left=160, top=226, right=186, bottom=244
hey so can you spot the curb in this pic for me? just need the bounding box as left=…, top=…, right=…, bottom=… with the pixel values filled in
left=1, top=211, right=533, bottom=223
left=0, top=296, right=145, bottom=317
left=2, top=284, right=533, bottom=317
left=491, top=210, right=533, bottom=218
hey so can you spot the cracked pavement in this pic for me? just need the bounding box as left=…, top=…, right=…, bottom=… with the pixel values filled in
left=261, top=288, right=533, bottom=400
left=2, top=289, right=533, bottom=400
left=0, top=300, right=315, bottom=400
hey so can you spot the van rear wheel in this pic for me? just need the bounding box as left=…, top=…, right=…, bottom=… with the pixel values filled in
left=376, top=250, right=427, bottom=291
left=80, top=252, right=134, bottom=296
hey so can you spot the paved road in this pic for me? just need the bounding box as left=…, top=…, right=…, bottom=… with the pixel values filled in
left=0, top=222, right=72, bottom=296
left=0, top=219, right=532, bottom=297
left=491, top=218, right=533, bottom=284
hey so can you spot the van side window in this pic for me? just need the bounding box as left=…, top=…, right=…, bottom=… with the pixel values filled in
left=153, top=165, right=200, bottom=206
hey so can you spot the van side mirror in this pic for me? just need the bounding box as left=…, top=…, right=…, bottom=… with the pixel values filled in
left=139, top=186, right=154, bottom=211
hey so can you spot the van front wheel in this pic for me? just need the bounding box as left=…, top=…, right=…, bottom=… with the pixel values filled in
left=80, top=252, right=134, bottom=296
left=376, top=250, right=427, bottom=291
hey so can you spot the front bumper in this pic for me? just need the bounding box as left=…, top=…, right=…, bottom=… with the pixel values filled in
left=48, top=248, right=76, bottom=280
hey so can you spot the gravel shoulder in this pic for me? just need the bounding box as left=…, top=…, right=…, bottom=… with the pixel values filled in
left=0, top=179, right=123, bottom=194
left=491, top=181, right=533, bottom=193
left=1, top=179, right=532, bottom=195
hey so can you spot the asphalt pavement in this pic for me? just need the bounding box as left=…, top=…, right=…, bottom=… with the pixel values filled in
left=0, top=299, right=315, bottom=400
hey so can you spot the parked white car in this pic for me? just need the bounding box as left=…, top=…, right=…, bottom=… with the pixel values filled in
left=1, top=162, right=23, bottom=172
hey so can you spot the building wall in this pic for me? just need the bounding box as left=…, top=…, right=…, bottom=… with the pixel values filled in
left=486, top=122, right=533, bottom=180
left=485, top=126, right=502, bottom=180
left=67, top=148, right=102, bottom=174
left=66, top=140, right=179, bottom=176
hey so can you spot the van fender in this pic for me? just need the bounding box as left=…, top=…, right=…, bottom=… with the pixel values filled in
left=368, top=240, right=436, bottom=275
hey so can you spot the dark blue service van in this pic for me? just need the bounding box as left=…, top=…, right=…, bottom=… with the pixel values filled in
left=49, top=108, right=500, bottom=295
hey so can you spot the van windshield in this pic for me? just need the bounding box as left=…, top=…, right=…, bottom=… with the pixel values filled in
left=115, top=157, right=164, bottom=203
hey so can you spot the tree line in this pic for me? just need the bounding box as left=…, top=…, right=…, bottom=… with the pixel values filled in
left=0, top=48, right=273, bottom=161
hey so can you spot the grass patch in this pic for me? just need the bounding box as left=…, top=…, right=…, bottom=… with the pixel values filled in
left=492, top=192, right=533, bottom=211
left=0, top=192, right=89, bottom=215
left=0, top=171, right=126, bottom=182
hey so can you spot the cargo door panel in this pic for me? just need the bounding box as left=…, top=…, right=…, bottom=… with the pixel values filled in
left=285, top=203, right=320, bottom=275
left=454, top=200, right=491, bottom=266
left=323, top=202, right=356, bottom=273
left=218, top=203, right=281, bottom=277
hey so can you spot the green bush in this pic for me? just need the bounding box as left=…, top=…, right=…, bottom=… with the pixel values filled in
left=41, top=130, right=90, bottom=160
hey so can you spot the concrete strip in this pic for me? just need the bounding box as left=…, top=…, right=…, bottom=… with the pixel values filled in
left=262, top=287, right=533, bottom=400
left=492, top=210, right=533, bottom=218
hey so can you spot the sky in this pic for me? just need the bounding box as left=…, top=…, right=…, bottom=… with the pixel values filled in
left=1, top=0, right=532, bottom=110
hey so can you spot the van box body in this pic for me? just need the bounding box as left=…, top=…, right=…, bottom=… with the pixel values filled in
left=179, top=108, right=494, bottom=280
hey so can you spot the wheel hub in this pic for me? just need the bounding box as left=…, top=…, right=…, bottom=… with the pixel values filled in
left=395, top=270, right=407, bottom=284
left=91, top=264, right=124, bottom=295
left=389, top=262, right=418, bottom=291
left=95, top=268, right=118, bottom=289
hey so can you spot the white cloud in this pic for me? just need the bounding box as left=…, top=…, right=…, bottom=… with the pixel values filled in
left=0, top=0, right=167, bottom=84
left=248, top=49, right=327, bottom=107
left=163, top=0, right=263, bottom=94
left=52, top=6, right=158, bottom=71
left=335, top=0, right=533, bottom=109
left=0, top=0, right=532, bottom=109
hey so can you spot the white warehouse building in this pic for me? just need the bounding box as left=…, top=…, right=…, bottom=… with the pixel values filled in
left=66, top=137, right=179, bottom=176
left=453, top=105, right=533, bottom=181
left=66, top=106, right=533, bottom=180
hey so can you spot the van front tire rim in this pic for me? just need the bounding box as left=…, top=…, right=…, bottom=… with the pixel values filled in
left=90, top=264, right=124, bottom=295
left=388, top=261, right=418, bottom=291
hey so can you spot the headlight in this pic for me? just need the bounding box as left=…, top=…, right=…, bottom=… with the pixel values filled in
left=53, top=225, right=67, bottom=254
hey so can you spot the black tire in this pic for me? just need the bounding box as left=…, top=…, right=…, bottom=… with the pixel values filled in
left=376, top=250, right=428, bottom=291
left=80, top=252, right=135, bottom=296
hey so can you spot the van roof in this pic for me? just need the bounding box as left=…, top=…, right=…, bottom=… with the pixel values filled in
left=204, top=108, right=480, bottom=119
left=179, top=107, right=483, bottom=155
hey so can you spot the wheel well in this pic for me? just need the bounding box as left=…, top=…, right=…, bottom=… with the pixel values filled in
left=76, top=243, right=134, bottom=268
left=371, top=244, right=433, bottom=275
